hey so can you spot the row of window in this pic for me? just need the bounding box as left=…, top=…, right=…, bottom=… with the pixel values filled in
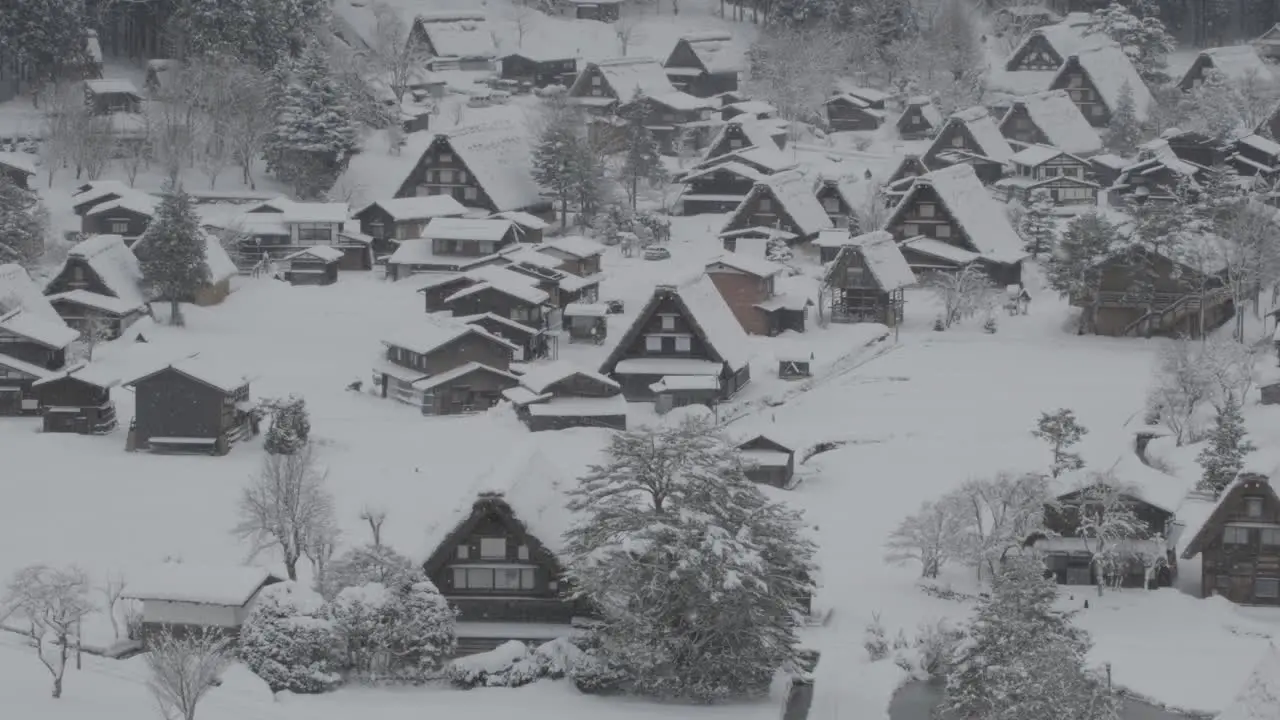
left=1222, top=525, right=1280, bottom=546
left=645, top=334, right=692, bottom=353
left=900, top=222, right=952, bottom=239
left=433, top=238, right=497, bottom=256
left=1216, top=575, right=1279, bottom=599
left=452, top=566, right=537, bottom=590
left=424, top=168, right=470, bottom=184
left=458, top=539, right=528, bottom=560
left=419, top=184, right=480, bottom=202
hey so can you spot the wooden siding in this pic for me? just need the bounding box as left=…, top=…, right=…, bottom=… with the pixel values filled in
left=36, top=375, right=116, bottom=434
left=45, top=256, right=122, bottom=299
left=999, top=104, right=1052, bottom=147
left=722, top=187, right=812, bottom=240
left=0, top=330, right=66, bottom=370
left=132, top=370, right=241, bottom=448
left=824, top=248, right=905, bottom=325
left=826, top=98, right=883, bottom=132
left=501, top=55, right=575, bottom=88
left=1177, top=54, right=1216, bottom=91
left=444, top=286, right=545, bottom=330
left=423, top=368, right=517, bottom=415
left=1049, top=59, right=1111, bottom=127
left=1006, top=33, right=1065, bottom=71
left=815, top=184, right=854, bottom=228
left=1196, top=479, right=1280, bottom=606
left=82, top=207, right=150, bottom=238
left=896, top=105, right=936, bottom=140
left=707, top=267, right=774, bottom=336
left=567, top=64, right=619, bottom=108
left=924, top=120, right=986, bottom=166
left=884, top=185, right=961, bottom=244
left=385, top=332, right=514, bottom=376
left=396, top=136, right=497, bottom=210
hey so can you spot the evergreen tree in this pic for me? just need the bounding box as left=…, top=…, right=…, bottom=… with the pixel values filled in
left=264, top=395, right=311, bottom=455
left=532, top=93, right=591, bottom=229
left=563, top=415, right=816, bottom=702
left=238, top=582, right=340, bottom=693
left=0, top=0, right=92, bottom=99
left=1178, top=69, right=1244, bottom=143
left=1105, top=81, right=1143, bottom=156
left=318, top=543, right=416, bottom=599
left=325, top=581, right=455, bottom=682
left=1018, top=189, right=1057, bottom=258
left=618, top=95, right=666, bottom=209
left=1197, top=393, right=1256, bottom=497
left=766, top=235, right=793, bottom=263
left=169, top=0, right=326, bottom=71
left=1086, top=2, right=1175, bottom=86
left=389, top=581, right=456, bottom=681
left=136, top=183, right=209, bottom=327
left=265, top=39, right=358, bottom=199
left=1046, top=213, right=1122, bottom=334
left=0, top=175, right=46, bottom=269
left=944, top=553, right=1120, bottom=720
left=1032, top=408, right=1088, bottom=478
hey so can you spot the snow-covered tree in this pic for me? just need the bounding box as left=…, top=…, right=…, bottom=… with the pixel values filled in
left=1216, top=201, right=1280, bottom=340
left=365, top=1, right=429, bottom=104
left=617, top=96, right=667, bottom=209
left=1146, top=339, right=1214, bottom=446
left=1105, top=81, right=1143, bottom=155
left=0, top=175, right=46, bottom=269
left=1018, top=189, right=1057, bottom=258
left=319, top=543, right=415, bottom=600
left=1032, top=409, right=1088, bottom=478
left=233, top=443, right=337, bottom=581
left=1179, top=69, right=1245, bottom=142
left=144, top=628, right=232, bottom=720
left=1086, top=2, right=1175, bottom=86
left=884, top=496, right=967, bottom=578
left=944, top=553, right=1119, bottom=720
left=3, top=565, right=93, bottom=698
left=746, top=25, right=849, bottom=128
left=169, top=0, right=325, bottom=72
left=531, top=92, right=593, bottom=229
left=327, top=583, right=399, bottom=678
left=928, top=0, right=983, bottom=82
left=1199, top=336, right=1256, bottom=411
left=136, top=183, right=209, bottom=327
left=265, top=38, right=359, bottom=199
left=950, top=473, right=1050, bottom=581
left=925, top=265, right=994, bottom=328
left=0, top=0, right=92, bottom=103
left=238, top=581, right=340, bottom=693
left=1197, top=393, right=1256, bottom=497
left=563, top=415, right=816, bottom=702
left=1046, top=212, right=1122, bottom=334
left=223, top=60, right=275, bottom=189
left=1059, top=474, right=1147, bottom=595
left=326, top=580, right=455, bottom=682
left=766, top=235, right=794, bottom=263
left=387, top=581, right=456, bottom=681
left=264, top=395, right=311, bottom=455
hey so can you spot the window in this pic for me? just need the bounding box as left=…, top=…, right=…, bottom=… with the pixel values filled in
left=477, top=241, right=495, bottom=255
left=730, top=138, right=743, bottom=148
left=1069, top=89, right=1084, bottom=101
left=440, top=152, right=453, bottom=163
left=479, top=537, right=506, bottom=559
left=910, top=115, right=920, bottom=125
left=1224, top=526, right=1251, bottom=544
left=72, top=265, right=85, bottom=281
left=1246, top=497, right=1264, bottom=517
left=903, top=223, right=919, bottom=236
left=457, top=170, right=468, bottom=182
left=297, top=223, right=333, bottom=243
left=457, top=544, right=469, bottom=559
left=1069, top=73, right=1084, bottom=87
left=675, top=336, right=691, bottom=352
left=454, top=566, right=493, bottom=588
left=1263, top=528, right=1280, bottom=546
left=918, top=203, right=935, bottom=218
left=935, top=224, right=951, bottom=239
left=823, top=198, right=840, bottom=212
left=453, top=566, right=536, bottom=590
left=661, top=315, right=675, bottom=330
left=1256, top=578, right=1279, bottom=599
left=517, top=545, right=530, bottom=560
left=645, top=335, right=662, bottom=351
left=950, top=134, right=965, bottom=147
left=1091, top=104, right=1105, bottom=117
left=1014, top=118, right=1030, bottom=130
left=368, top=221, right=385, bottom=238
left=759, top=198, right=772, bottom=211
left=464, top=187, right=478, bottom=200
left=1045, top=167, right=1060, bottom=177
left=110, top=220, right=129, bottom=234
left=494, top=568, right=536, bottom=589
left=1063, top=167, right=1080, bottom=178
left=440, top=168, right=454, bottom=183
left=591, top=75, right=601, bottom=86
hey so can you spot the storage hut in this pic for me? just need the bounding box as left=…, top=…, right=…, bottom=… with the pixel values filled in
left=281, top=246, right=343, bottom=286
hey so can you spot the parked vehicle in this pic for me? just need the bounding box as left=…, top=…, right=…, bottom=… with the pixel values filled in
left=605, top=299, right=625, bottom=314
left=643, top=247, right=671, bottom=261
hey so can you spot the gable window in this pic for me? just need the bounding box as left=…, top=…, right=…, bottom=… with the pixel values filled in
left=464, top=187, right=478, bottom=201
left=297, top=223, right=333, bottom=243
left=1068, top=74, right=1084, bottom=87
left=935, top=224, right=951, bottom=239
left=440, top=169, right=454, bottom=183
left=1246, top=497, right=1264, bottom=517
left=918, top=203, right=935, bottom=218
left=1263, top=528, right=1280, bottom=546
left=902, top=223, right=919, bottom=236
left=517, top=545, right=530, bottom=560
left=950, top=134, right=965, bottom=147
left=110, top=219, right=129, bottom=234
left=1063, top=167, right=1080, bottom=178
left=72, top=265, right=85, bottom=282
left=591, top=75, right=601, bottom=86
left=675, top=336, right=691, bottom=352
left=368, top=220, right=385, bottom=238
left=730, top=138, right=743, bottom=148
left=1091, top=105, right=1105, bottom=117
left=822, top=198, right=840, bottom=212
left=910, top=115, right=920, bottom=125
left=1256, top=578, right=1280, bottom=599
left=645, top=335, right=662, bottom=351
left=661, top=314, right=675, bottom=330
left=457, top=544, right=469, bottom=559
left=440, top=152, right=453, bottom=163
left=479, top=537, right=506, bottom=559
left=759, top=198, right=773, bottom=212
left=1014, top=118, right=1030, bottom=130
left=1224, top=525, right=1251, bottom=544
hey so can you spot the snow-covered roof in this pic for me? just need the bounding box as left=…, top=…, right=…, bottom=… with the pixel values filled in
left=650, top=374, right=721, bottom=392
left=457, top=313, right=541, bottom=339
left=0, top=352, right=53, bottom=380
left=0, top=309, right=78, bottom=348
left=360, top=195, right=469, bottom=222
left=123, top=564, right=278, bottom=606
left=86, top=193, right=158, bottom=218
left=1216, top=644, right=1280, bottom=720
left=835, top=84, right=891, bottom=104
left=422, top=217, right=514, bottom=242
left=1194, top=45, right=1274, bottom=85
left=1007, top=89, right=1102, bottom=155
left=539, top=235, right=605, bottom=259
left=1239, top=133, right=1280, bottom=157
left=30, top=362, right=118, bottom=389
left=899, top=165, right=1026, bottom=264
left=414, top=12, right=496, bottom=60
left=847, top=230, right=917, bottom=291
left=517, top=361, right=619, bottom=395
left=412, top=360, right=517, bottom=392
left=491, top=210, right=550, bottom=230
left=904, top=96, right=942, bottom=128
left=727, top=169, right=832, bottom=238
left=1063, top=43, right=1153, bottom=122
left=704, top=119, right=781, bottom=160
left=587, top=57, right=682, bottom=105
left=277, top=201, right=349, bottom=224
left=947, top=106, right=1015, bottom=163
left=677, top=31, right=743, bottom=74
left=71, top=180, right=134, bottom=207
left=46, top=289, right=142, bottom=315
left=705, top=253, right=784, bottom=278
left=130, top=229, right=237, bottom=284
left=0, top=264, right=59, bottom=319
left=526, top=395, right=626, bottom=417
left=382, top=317, right=518, bottom=356
left=724, top=100, right=776, bottom=116
left=678, top=275, right=753, bottom=373
left=1055, top=452, right=1191, bottom=516
left=1091, top=153, right=1129, bottom=170
left=439, top=121, right=543, bottom=212
left=1010, top=144, right=1071, bottom=167
left=337, top=130, right=437, bottom=207
left=1008, top=18, right=1105, bottom=68
left=282, top=246, right=345, bottom=263
left=445, top=270, right=550, bottom=306
left=84, top=78, right=141, bottom=96
left=0, top=151, right=37, bottom=176
left=563, top=302, right=607, bottom=317
left=65, top=234, right=147, bottom=307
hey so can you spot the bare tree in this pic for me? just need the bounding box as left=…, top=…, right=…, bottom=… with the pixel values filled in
left=98, top=573, right=127, bottom=640
left=118, top=113, right=154, bottom=188
left=368, top=2, right=430, bottom=105
left=232, top=443, right=337, bottom=581
left=614, top=16, right=643, bottom=56
left=884, top=496, right=967, bottom=578
left=746, top=26, right=850, bottom=129
left=1199, top=336, right=1256, bottom=411
left=509, top=4, right=536, bottom=48
left=1146, top=339, right=1213, bottom=445
left=926, top=265, right=995, bottom=328
left=360, top=506, right=388, bottom=546
left=1058, top=473, right=1147, bottom=596
left=952, top=472, right=1049, bottom=581
left=1217, top=202, right=1280, bottom=340
left=144, top=628, right=232, bottom=720
left=40, top=84, right=81, bottom=188
left=223, top=63, right=274, bottom=189
left=4, top=565, right=93, bottom=698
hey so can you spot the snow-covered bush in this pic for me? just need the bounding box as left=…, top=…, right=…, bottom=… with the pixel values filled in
left=328, top=583, right=399, bottom=678
left=238, top=582, right=340, bottom=694
left=446, top=641, right=531, bottom=689
left=318, top=543, right=417, bottom=599
left=390, top=581, right=457, bottom=681
left=864, top=613, right=889, bottom=661
left=325, top=580, right=455, bottom=683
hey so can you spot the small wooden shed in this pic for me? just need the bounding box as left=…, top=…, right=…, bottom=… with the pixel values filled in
left=281, top=246, right=343, bottom=286
left=737, top=434, right=796, bottom=488
left=563, top=302, right=608, bottom=344
left=567, top=0, right=622, bottom=22
left=33, top=364, right=118, bottom=434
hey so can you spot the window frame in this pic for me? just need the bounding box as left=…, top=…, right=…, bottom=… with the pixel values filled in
left=1245, top=497, right=1264, bottom=518
left=1224, top=525, right=1251, bottom=544
left=479, top=537, right=507, bottom=559
left=1255, top=577, right=1279, bottom=599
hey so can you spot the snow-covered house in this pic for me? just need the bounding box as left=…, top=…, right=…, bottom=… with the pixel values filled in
left=718, top=169, right=833, bottom=244
left=44, top=234, right=150, bottom=339
left=536, top=236, right=605, bottom=278
left=0, top=308, right=77, bottom=372
left=1230, top=133, right=1280, bottom=177
left=721, top=99, right=776, bottom=121
left=408, top=11, right=497, bottom=72
left=1108, top=139, right=1209, bottom=205
left=824, top=87, right=889, bottom=132
left=814, top=171, right=879, bottom=229
left=386, top=218, right=519, bottom=278
left=884, top=164, right=1027, bottom=286
left=392, top=122, right=549, bottom=218
left=353, top=195, right=469, bottom=254
left=997, top=89, right=1102, bottom=156
left=1178, top=46, right=1273, bottom=91
left=122, top=564, right=282, bottom=643
left=80, top=190, right=156, bottom=241
left=567, top=56, right=711, bottom=145
left=922, top=106, right=1015, bottom=184
left=896, top=96, right=942, bottom=140
left=663, top=31, right=743, bottom=98
left=505, top=362, right=626, bottom=431
left=374, top=318, right=520, bottom=414
left=33, top=363, right=119, bottom=434
left=1254, top=22, right=1280, bottom=61
left=490, top=210, right=550, bottom=244
left=1181, top=467, right=1280, bottom=606
left=678, top=161, right=767, bottom=215
left=131, top=229, right=237, bottom=306
left=565, top=0, right=623, bottom=22
left=124, top=358, right=253, bottom=455
left=598, top=279, right=752, bottom=402
left=996, top=145, right=1099, bottom=206
left=280, top=246, right=344, bottom=286
left=704, top=254, right=800, bottom=336
left=820, top=230, right=916, bottom=326
left=1003, top=13, right=1103, bottom=72
left=84, top=78, right=143, bottom=115
left=736, top=433, right=797, bottom=488
left=202, top=199, right=370, bottom=272
left=500, top=49, right=577, bottom=90
left=702, top=118, right=787, bottom=162
left=0, top=263, right=59, bottom=319
left=1077, top=244, right=1231, bottom=337
left=0, top=151, right=37, bottom=189
left=440, top=264, right=552, bottom=332
left=1215, top=644, right=1280, bottom=720
left=1048, top=43, right=1153, bottom=128
left=495, top=247, right=601, bottom=309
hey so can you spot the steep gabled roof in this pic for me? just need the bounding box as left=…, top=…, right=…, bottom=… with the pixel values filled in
left=434, top=122, right=543, bottom=212
left=1190, top=45, right=1274, bottom=85
left=1003, top=89, right=1102, bottom=155
left=1005, top=15, right=1105, bottom=71
left=722, top=169, right=832, bottom=238
left=1182, top=471, right=1280, bottom=559
left=0, top=264, right=59, bottom=319
left=0, top=308, right=78, bottom=348
left=937, top=106, right=1015, bottom=163
left=888, top=165, right=1026, bottom=265
left=62, top=234, right=147, bottom=307
left=0, top=151, right=37, bottom=177
left=413, top=11, right=496, bottom=60
left=705, top=253, right=784, bottom=278
left=126, top=356, right=250, bottom=395
left=599, top=279, right=753, bottom=376
left=1216, top=644, right=1280, bottom=720
left=673, top=31, right=743, bottom=74
left=901, top=96, right=942, bottom=129
left=517, top=361, right=620, bottom=395
left=422, top=217, right=513, bottom=241
left=827, top=230, right=916, bottom=292
left=704, top=119, right=782, bottom=161
left=1058, top=43, right=1153, bottom=121
left=577, top=56, right=684, bottom=105
left=382, top=316, right=519, bottom=356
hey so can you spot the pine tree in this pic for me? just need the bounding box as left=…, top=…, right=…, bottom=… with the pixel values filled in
left=618, top=95, right=667, bottom=209
left=0, top=0, right=93, bottom=97
left=532, top=94, right=591, bottom=229
left=563, top=415, right=816, bottom=702
left=1178, top=69, right=1244, bottom=143
left=766, top=234, right=794, bottom=263
left=0, top=175, right=46, bottom=269
left=389, top=581, right=456, bottom=681
left=1197, top=393, right=1256, bottom=496
left=319, top=543, right=416, bottom=599
left=1086, top=2, right=1175, bottom=86
left=264, top=395, right=311, bottom=454
left=1047, top=213, right=1122, bottom=334
left=265, top=39, right=358, bottom=199
left=1018, top=189, right=1057, bottom=258
left=1105, top=81, right=1143, bottom=155
left=136, top=183, right=209, bottom=327
left=238, top=582, right=340, bottom=693
left=944, top=553, right=1120, bottom=720
left=1032, top=408, right=1088, bottom=478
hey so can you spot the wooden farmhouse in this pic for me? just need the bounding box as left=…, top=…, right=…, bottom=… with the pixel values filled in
left=409, top=11, right=496, bottom=71
left=495, top=247, right=601, bottom=308
left=885, top=155, right=929, bottom=194
left=1108, top=141, right=1208, bottom=205
left=1182, top=469, right=1280, bottom=606
left=705, top=254, right=805, bottom=336
left=896, top=96, right=942, bottom=140
left=536, top=236, right=605, bottom=278
left=1074, top=246, right=1231, bottom=337
left=374, top=319, right=519, bottom=414
left=123, top=565, right=282, bottom=643
left=0, top=263, right=59, bottom=318
left=562, top=303, right=608, bottom=344
left=883, top=165, right=1027, bottom=286
left=680, top=161, right=767, bottom=215
left=70, top=181, right=138, bottom=216
left=998, top=89, right=1102, bottom=156
left=385, top=218, right=518, bottom=278
left=280, top=246, right=343, bottom=286
left=491, top=211, right=549, bottom=244
left=1162, top=129, right=1230, bottom=168
left=79, top=191, right=155, bottom=240
left=736, top=434, right=797, bottom=488
left=565, top=0, right=622, bottom=22
left=721, top=99, right=776, bottom=121
left=44, top=234, right=150, bottom=339
left=663, top=31, right=743, bottom=98
left=1231, top=133, right=1280, bottom=176
left=500, top=51, right=577, bottom=89
left=391, top=121, right=548, bottom=217
left=353, top=195, right=468, bottom=255
left=820, top=230, right=916, bottom=326
left=719, top=169, right=833, bottom=244
left=0, top=308, right=76, bottom=372
left=567, top=57, right=711, bottom=150
left=600, top=279, right=751, bottom=402
left=417, top=274, right=476, bottom=313
left=922, top=106, right=1015, bottom=184
left=440, top=265, right=551, bottom=331
left=824, top=90, right=888, bottom=132
left=1034, top=458, right=1181, bottom=588
left=132, top=229, right=237, bottom=306
left=1255, top=22, right=1280, bottom=60
left=702, top=118, right=787, bottom=163
left=0, top=152, right=37, bottom=189
left=458, top=312, right=547, bottom=362
left=1178, top=46, right=1272, bottom=91
left=815, top=172, right=877, bottom=229
left=1089, top=153, right=1128, bottom=188
left=125, top=358, right=253, bottom=455
left=33, top=364, right=118, bottom=434
left=505, top=362, right=626, bottom=431
left=203, top=199, right=370, bottom=272
left=1003, top=14, right=1102, bottom=72
left=84, top=78, right=143, bottom=114
left=996, top=145, right=1099, bottom=206
left=689, top=142, right=795, bottom=179
left=1048, top=44, right=1153, bottom=128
